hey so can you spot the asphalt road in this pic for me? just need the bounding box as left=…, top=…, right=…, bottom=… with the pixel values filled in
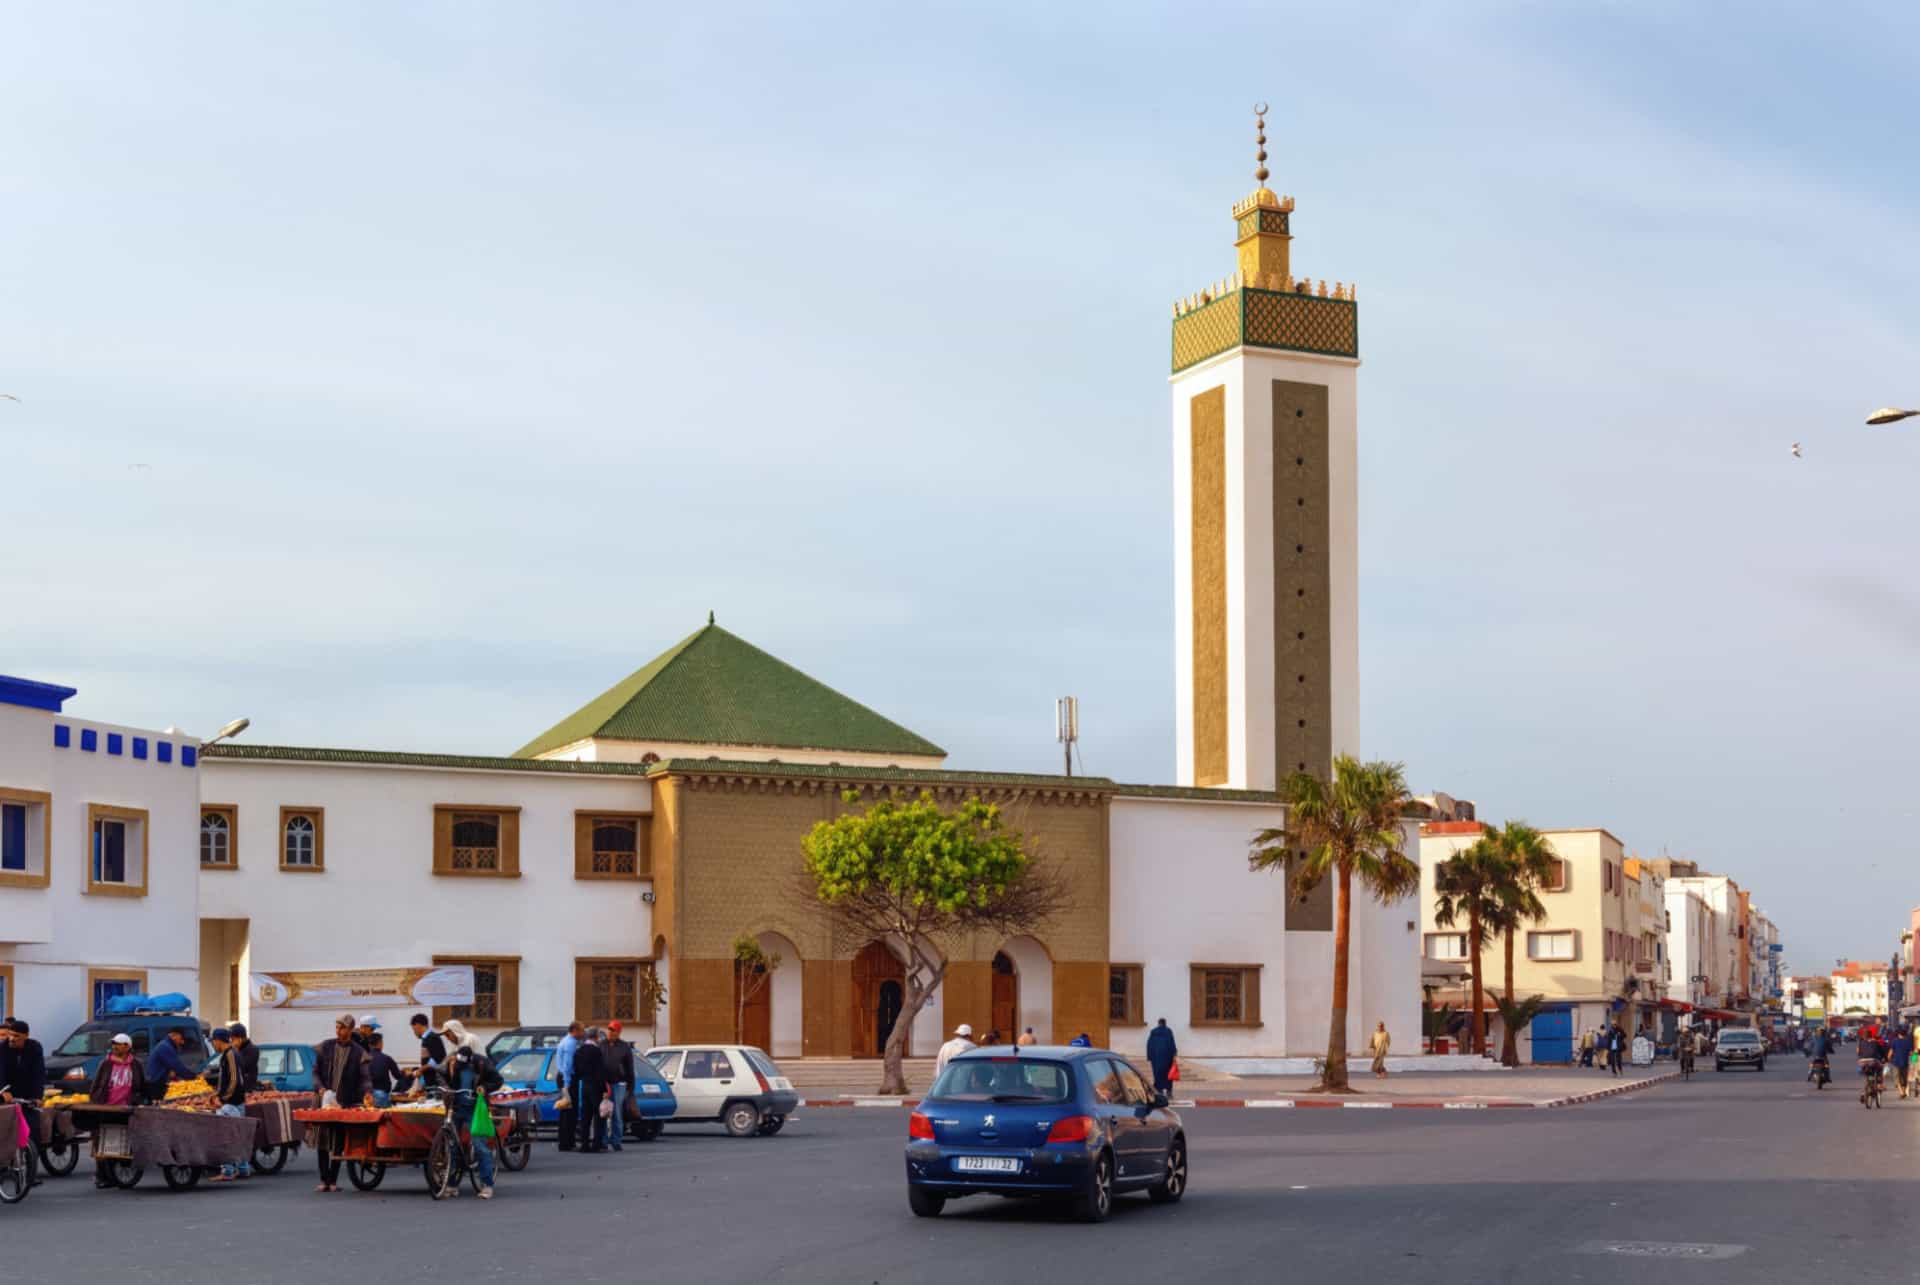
left=2, top=1057, right=1901, bottom=1282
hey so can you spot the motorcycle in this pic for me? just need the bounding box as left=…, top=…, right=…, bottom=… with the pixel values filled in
left=1809, top=1056, right=1830, bottom=1089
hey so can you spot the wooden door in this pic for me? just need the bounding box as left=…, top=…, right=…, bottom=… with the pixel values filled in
left=735, top=963, right=772, bottom=1050
left=991, top=952, right=1018, bottom=1039
left=852, top=942, right=905, bottom=1058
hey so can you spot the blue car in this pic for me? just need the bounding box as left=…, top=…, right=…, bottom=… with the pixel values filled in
left=905, top=1045, right=1187, bottom=1222
left=197, top=1043, right=317, bottom=1093
left=496, top=1047, right=677, bottom=1140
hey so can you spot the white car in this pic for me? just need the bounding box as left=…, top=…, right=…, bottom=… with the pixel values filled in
left=643, top=1044, right=800, bottom=1137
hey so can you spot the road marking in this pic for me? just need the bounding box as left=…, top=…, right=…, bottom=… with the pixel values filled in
left=1342, top=1101, right=1393, bottom=1109
left=852, top=1098, right=902, bottom=1108
left=1573, top=1241, right=1749, bottom=1260
left=1442, top=1102, right=1487, bottom=1110
left=1245, top=1099, right=1295, bottom=1108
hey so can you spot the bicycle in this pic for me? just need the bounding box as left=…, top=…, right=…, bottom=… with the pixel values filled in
left=0, top=1119, right=33, bottom=1205
left=1679, top=1046, right=1694, bottom=1081
left=424, top=1090, right=496, bottom=1200
left=1861, top=1060, right=1884, bottom=1109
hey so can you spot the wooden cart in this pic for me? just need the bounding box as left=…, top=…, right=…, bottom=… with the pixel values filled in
left=69, top=1103, right=258, bottom=1192
left=295, top=1096, right=533, bottom=1195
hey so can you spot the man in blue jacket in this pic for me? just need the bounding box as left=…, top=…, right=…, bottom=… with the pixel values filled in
left=143, top=1028, right=197, bottom=1103
left=1145, top=1018, right=1178, bottom=1095
left=553, top=1022, right=582, bottom=1153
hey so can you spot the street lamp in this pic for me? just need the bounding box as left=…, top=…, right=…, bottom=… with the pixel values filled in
left=1866, top=407, right=1919, bottom=426
left=200, top=717, right=250, bottom=751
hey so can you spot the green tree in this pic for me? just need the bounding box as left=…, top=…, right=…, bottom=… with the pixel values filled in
left=1250, top=755, right=1419, bottom=1093
left=732, top=934, right=783, bottom=1046
left=1487, top=822, right=1557, bottom=1067
left=1432, top=837, right=1506, bottom=1056
left=638, top=963, right=668, bottom=1048
left=801, top=790, right=1066, bottom=1096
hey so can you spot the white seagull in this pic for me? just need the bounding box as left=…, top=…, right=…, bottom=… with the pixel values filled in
left=1790, top=442, right=1802, bottom=458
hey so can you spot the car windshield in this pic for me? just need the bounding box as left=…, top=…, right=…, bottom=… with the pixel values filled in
left=55, top=1023, right=114, bottom=1057
left=1719, top=1032, right=1759, bottom=1043
left=928, top=1057, right=1072, bottom=1103
left=496, top=1050, right=549, bottom=1082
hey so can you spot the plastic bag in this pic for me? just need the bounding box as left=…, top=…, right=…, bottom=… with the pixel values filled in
left=320, top=1089, right=340, bottom=1109
left=13, top=1107, right=28, bottom=1150
left=1169, top=1060, right=1181, bottom=1083
left=598, top=1098, right=614, bottom=1119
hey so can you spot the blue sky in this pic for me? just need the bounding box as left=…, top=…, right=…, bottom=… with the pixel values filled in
left=5, top=3, right=1917, bottom=971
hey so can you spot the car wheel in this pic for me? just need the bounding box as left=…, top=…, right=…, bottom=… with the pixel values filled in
left=346, top=1161, right=386, bottom=1192
left=1148, top=1135, right=1187, bottom=1204
left=908, top=1185, right=946, bottom=1218
left=1074, top=1151, right=1114, bottom=1223
left=724, top=1101, right=761, bottom=1137
left=756, top=1115, right=786, bottom=1137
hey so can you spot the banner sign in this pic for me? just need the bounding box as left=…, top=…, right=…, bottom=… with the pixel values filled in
left=250, top=966, right=475, bottom=1011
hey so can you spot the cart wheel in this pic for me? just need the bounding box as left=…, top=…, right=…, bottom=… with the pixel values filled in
left=0, top=1149, right=31, bottom=1204
left=101, top=1160, right=143, bottom=1189
left=38, top=1138, right=78, bottom=1178
left=426, top=1129, right=463, bottom=1199
left=498, top=1136, right=531, bottom=1172
left=161, top=1165, right=202, bottom=1192
left=251, top=1143, right=289, bottom=1175
left=346, top=1161, right=386, bottom=1192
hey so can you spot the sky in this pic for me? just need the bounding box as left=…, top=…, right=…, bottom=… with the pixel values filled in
left=4, top=3, right=1918, bottom=972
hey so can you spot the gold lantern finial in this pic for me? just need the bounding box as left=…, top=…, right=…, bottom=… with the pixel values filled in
left=1254, top=102, right=1270, bottom=188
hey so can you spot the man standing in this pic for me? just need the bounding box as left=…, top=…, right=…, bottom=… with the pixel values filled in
left=312, top=1013, right=370, bottom=1193
left=1893, top=1026, right=1915, bottom=1100
left=936, top=1023, right=976, bottom=1077
left=1606, top=1024, right=1625, bottom=1077
left=574, top=1028, right=609, bottom=1153
left=1145, top=1018, right=1178, bottom=1095
left=1016, top=1027, right=1037, bottom=1047
left=207, top=1028, right=252, bottom=1183
left=364, top=1032, right=407, bottom=1107
left=1369, top=1020, right=1392, bottom=1078
left=229, top=1021, right=261, bottom=1093
left=410, top=1013, right=448, bottom=1088
left=554, top=1021, right=583, bottom=1152
left=143, top=1027, right=196, bottom=1103
left=605, top=1021, right=635, bottom=1152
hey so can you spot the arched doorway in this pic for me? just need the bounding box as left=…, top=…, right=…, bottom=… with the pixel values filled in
left=733, top=931, right=802, bottom=1055
left=991, top=952, right=1018, bottom=1040
left=997, top=936, right=1053, bottom=1043
left=852, top=940, right=907, bottom=1058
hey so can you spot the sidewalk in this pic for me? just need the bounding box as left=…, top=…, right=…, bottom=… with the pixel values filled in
left=799, top=1064, right=1679, bottom=1110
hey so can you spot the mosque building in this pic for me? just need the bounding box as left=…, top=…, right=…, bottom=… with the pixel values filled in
left=0, top=115, right=1417, bottom=1068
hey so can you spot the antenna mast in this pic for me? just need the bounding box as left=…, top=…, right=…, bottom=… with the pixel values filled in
left=1054, top=697, right=1079, bottom=777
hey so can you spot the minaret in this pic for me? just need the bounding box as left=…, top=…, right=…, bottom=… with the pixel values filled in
left=1171, top=105, right=1359, bottom=792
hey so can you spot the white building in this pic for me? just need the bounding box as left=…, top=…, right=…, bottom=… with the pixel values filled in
left=0, top=676, right=201, bottom=1040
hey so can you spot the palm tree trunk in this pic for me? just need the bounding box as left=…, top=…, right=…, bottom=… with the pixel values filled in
left=1468, top=909, right=1486, bottom=1056
left=1499, top=928, right=1519, bottom=1067
left=1322, top=862, right=1354, bottom=1091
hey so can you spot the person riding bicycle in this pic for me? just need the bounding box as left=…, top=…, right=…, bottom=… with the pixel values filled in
left=1678, top=1031, right=1696, bottom=1076
left=442, top=1024, right=504, bottom=1200
left=1858, top=1026, right=1888, bottom=1102
left=1807, top=1026, right=1832, bottom=1086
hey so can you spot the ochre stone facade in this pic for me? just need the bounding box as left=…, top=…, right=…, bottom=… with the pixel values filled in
left=652, top=765, right=1111, bottom=1055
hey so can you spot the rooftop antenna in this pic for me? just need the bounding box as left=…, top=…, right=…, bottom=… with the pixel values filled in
left=1054, top=697, right=1078, bottom=777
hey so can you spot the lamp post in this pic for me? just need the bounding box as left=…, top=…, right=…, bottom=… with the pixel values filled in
left=200, top=717, right=250, bottom=751
left=1866, top=407, right=1919, bottom=426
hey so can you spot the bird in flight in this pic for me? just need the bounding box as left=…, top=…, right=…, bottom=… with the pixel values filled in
left=0, top=394, right=18, bottom=402
left=1790, top=442, right=1802, bottom=459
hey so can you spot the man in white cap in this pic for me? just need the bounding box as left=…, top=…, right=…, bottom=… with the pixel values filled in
left=936, top=1023, right=976, bottom=1076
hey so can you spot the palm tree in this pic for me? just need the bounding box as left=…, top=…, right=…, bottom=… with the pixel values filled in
left=1433, top=837, right=1504, bottom=1056
left=1250, top=755, right=1419, bottom=1092
left=1488, top=822, right=1557, bottom=1066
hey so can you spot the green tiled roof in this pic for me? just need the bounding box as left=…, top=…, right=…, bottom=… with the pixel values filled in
left=646, top=758, right=1112, bottom=790
left=1111, top=782, right=1286, bottom=804
left=513, top=622, right=946, bottom=761
left=202, top=744, right=648, bottom=776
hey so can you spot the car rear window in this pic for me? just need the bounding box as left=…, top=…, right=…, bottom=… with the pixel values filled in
left=497, top=1050, right=549, bottom=1082
left=744, top=1049, right=783, bottom=1080
left=929, top=1058, right=1072, bottom=1103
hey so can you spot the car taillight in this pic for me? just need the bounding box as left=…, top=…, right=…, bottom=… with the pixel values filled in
left=753, top=1067, right=772, bottom=1093
left=908, top=1112, right=935, bottom=1141
left=1045, top=1115, right=1095, bottom=1144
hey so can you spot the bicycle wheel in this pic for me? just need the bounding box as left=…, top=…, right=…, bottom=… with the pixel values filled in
left=426, top=1126, right=463, bottom=1199
left=346, top=1161, right=386, bottom=1191
left=0, top=1150, right=30, bottom=1204
left=38, top=1137, right=78, bottom=1178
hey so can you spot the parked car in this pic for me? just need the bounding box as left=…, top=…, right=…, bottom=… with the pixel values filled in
left=904, top=1045, right=1187, bottom=1222
left=643, top=1044, right=799, bottom=1137
left=485, top=1026, right=571, bottom=1060
left=495, top=1046, right=677, bottom=1139
left=46, top=1012, right=212, bottom=1087
left=1715, top=1028, right=1766, bottom=1072
left=197, top=1043, right=317, bottom=1093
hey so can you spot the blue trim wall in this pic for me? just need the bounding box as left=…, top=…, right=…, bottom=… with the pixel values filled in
left=0, top=675, right=77, bottom=712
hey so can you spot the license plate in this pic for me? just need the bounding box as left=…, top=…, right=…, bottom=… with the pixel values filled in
left=954, top=1155, right=1020, bottom=1174
left=641, top=1085, right=661, bottom=1094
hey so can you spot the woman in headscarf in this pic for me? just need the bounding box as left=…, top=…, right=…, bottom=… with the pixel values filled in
left=439, top=1019, right=483, bottom=1054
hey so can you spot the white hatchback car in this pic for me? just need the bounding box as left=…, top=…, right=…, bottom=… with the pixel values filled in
left=643, top=1044, right=800, bottom=1136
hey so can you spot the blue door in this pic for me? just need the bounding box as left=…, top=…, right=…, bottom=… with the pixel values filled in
left=1531, top=1006, right=1573, bottom=1063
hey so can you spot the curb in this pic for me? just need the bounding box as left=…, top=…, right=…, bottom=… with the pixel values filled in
left=799, top=1072, right=1679, bottom=1112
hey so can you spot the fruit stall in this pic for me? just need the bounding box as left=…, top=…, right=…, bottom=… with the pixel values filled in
left=65, top=1078, right=261, bottom=1192
left=294, top=1092, right=536, bottom=1195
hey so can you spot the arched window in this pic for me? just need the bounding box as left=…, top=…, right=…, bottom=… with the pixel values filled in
left=284, top=814, right=316, bottom=867
left=200, top=809, right=232, bottom=867
left=450, top=813, right=501, bottom=871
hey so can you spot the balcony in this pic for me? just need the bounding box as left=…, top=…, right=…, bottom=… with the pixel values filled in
left=1634, top=961, right=1655, bottom=976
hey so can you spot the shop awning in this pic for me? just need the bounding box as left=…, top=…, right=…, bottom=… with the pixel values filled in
left=1658, top=999, right=1693, bottom=1012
